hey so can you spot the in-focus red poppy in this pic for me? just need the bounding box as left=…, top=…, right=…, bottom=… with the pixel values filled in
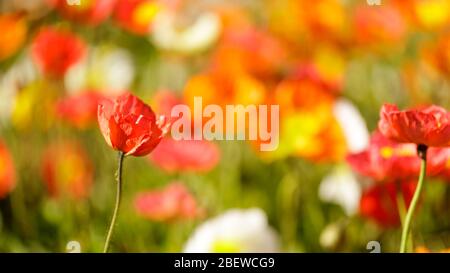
left=41, top=141, right=93, bottom=199
left=347, top=131, right=450, bottom=181
left=56, top=91, right=107, bottom=129
left=97, top=92, right=168, bottom=156
left=360, top=181, right=416, bottom=227
left=379, top=104, right=450, bottom=147
left=113, top=0, right=160, bottom=35
left=149, top=137, right=220, bottom=173
left=47, top=0, right=117, bottom=25
left=134, top=182, right=202, bottom=222
left=0, top=140, right=16, bottom=199
left=31, top=27, right=86, bottom=78
left=0, top=12, right=27, bottom=61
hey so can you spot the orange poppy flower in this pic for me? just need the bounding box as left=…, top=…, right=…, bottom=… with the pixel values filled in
left=415, top=246, right=450, bottom=253
left=0, top=13, right=27, bottom=61
left=353, top=5, right=407, bottom=46
left=41, top=141, right=93, bottom=199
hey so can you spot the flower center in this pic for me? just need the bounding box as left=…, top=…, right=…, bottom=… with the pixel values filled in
left=380, top=147, right=393, bottom=158
left=380, top=146, right=415, bottom=159
left=133, top=2, right=160, bottom=27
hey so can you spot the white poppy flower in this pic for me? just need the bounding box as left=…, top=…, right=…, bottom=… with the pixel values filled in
left=0, top=55, right=37, bottom=124
left=318, top=166, right=362, bottom=216
left=319, top=222, right=344, bottom=250
left=333, top=98, right=369, bottom=153
left=151, top=10, right=221, bottom=54
left=65, top=46, right=134, bottom=96
left=183, top=208, right=280, bottom=253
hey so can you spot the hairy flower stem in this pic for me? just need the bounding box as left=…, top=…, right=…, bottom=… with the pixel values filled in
left=103, top=151, right=125, bottom=253
left=399, top=144, right=428, bottom=253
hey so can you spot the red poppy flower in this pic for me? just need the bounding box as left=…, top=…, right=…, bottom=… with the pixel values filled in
left=113, top=0, right=160, bottom=35
left=360, top=181, right=416, bottom=227
left=47, top=0, right=117, bottom=25
left=347, top=132, right=450, bottom=181
left=149, top=138, right=220, bottom=173
left=0, top=140, right=16, bottom=199
left=151, top=90, right=184, bottom=126
left=439, top=156, right=450, bottom=181
left=31, top=27, right=86, bottom=78
left=56, top=91, right=107, bottom=129
left=379, top=104, right=450, bottom=147
left=41, top=141, right=93, bottom=199
left=134, top=182, right=202, bottom=222
left=97, top=92, right=168, bottom=156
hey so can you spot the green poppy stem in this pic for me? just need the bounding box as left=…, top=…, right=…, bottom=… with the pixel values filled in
left=399, top=144, right=427, bottom=253
left=103, top=151, right=125, bottom=253
left=396, top=186, right=413, bottom=252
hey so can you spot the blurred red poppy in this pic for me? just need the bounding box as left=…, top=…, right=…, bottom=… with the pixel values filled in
left=97, top=92, right=168, bottom=156
left=56, top=91, right=107, bottom=129
left=149, top=138, right=220, bottom=173
left=360, top=181, right=416, bottom=227
left=379, top=104, right=450, bottom=147
left=439, top=156, right=450, bottom=181
left=149, top=90, right=221, bottom=173
left=151, top=90, right=184, bottom=126
left=41, top=141, right=93, bottom=199
left=347, top=132, right=450, bottom=181
left=0, top=140, right=16, bottom=199
left=134, top=182, right=202, bottom=221
left=0, top=13, right=27, bottom=61
left=47, top=0, right=117, bottom=25
left=113, top=0, right=160, bottom=35
left=31, top=27, right=86, bottom=78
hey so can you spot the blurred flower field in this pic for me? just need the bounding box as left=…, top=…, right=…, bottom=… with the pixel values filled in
left=0, top=0, right=450, bottom=253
